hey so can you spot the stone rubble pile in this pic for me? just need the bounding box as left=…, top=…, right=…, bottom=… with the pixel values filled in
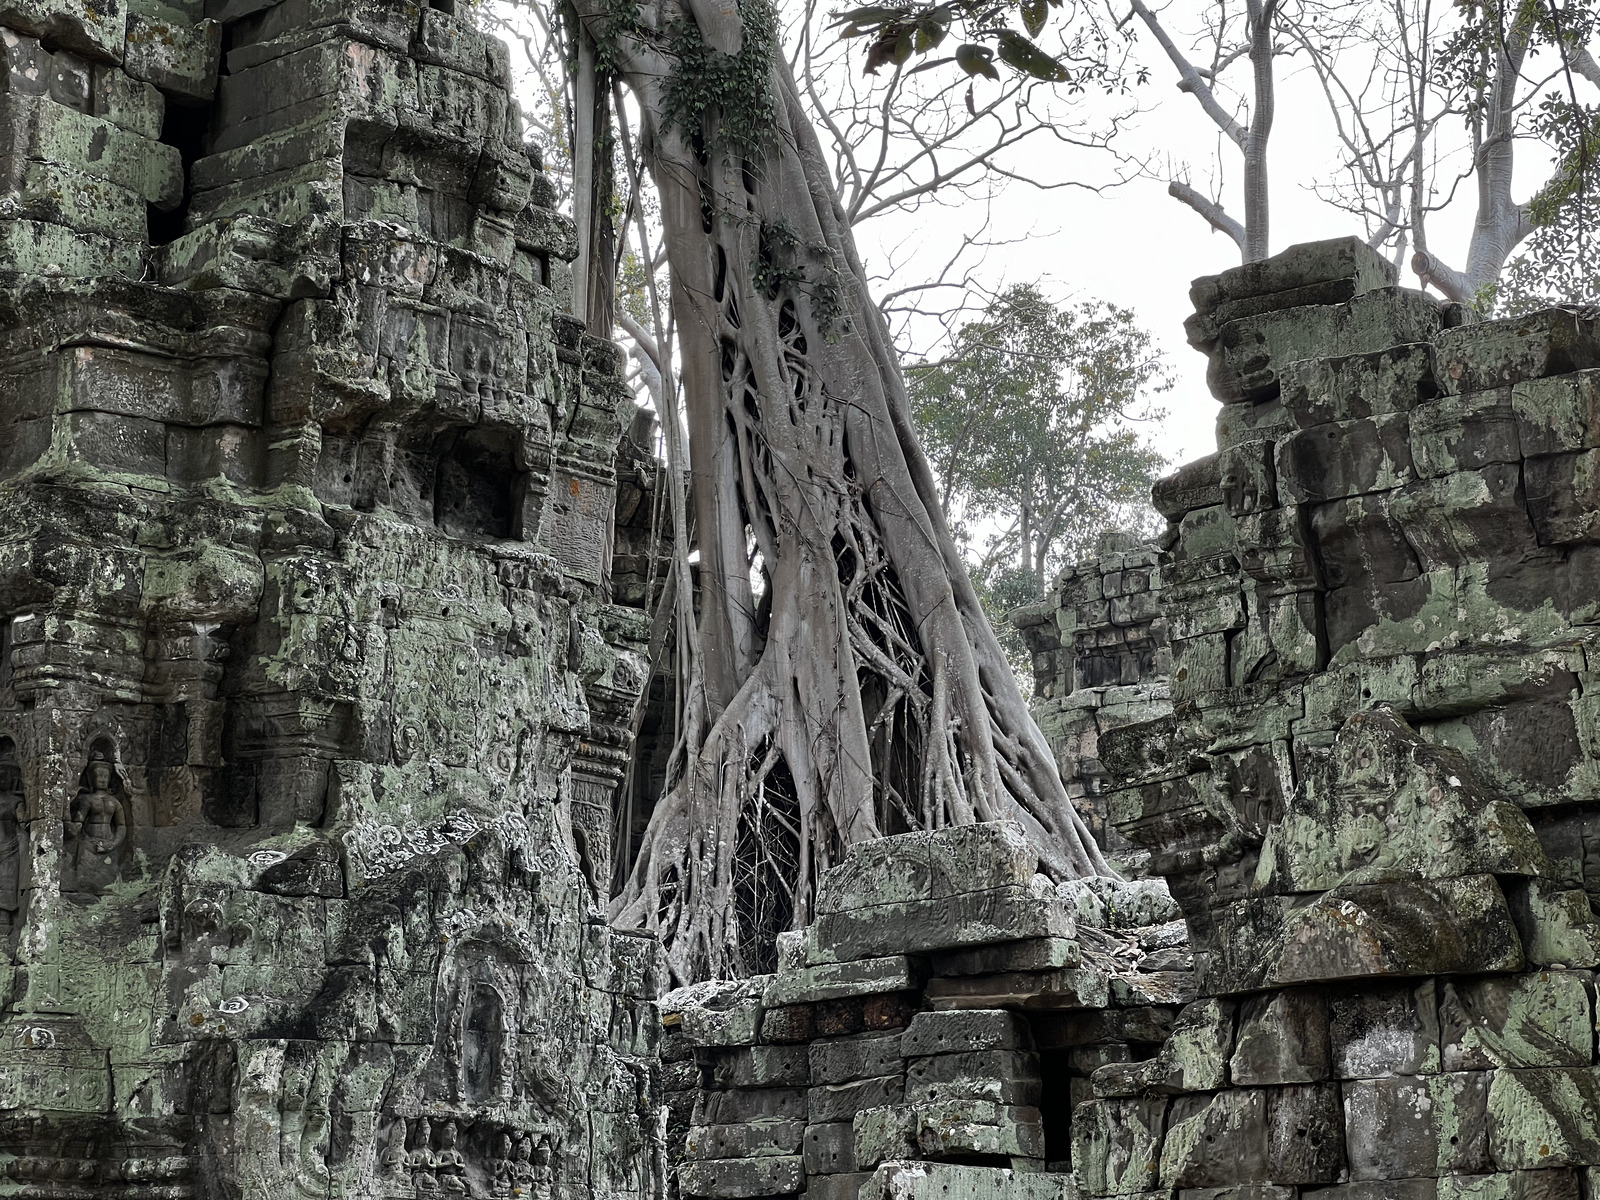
left=670, top=239, right=1600, bottom=1200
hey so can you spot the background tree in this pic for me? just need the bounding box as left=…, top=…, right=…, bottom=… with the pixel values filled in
left=910, top=285, right=1167, bottom=679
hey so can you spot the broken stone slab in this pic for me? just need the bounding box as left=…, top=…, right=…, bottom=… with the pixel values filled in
left=1072, top=1095, right=1167, bottom=1196
left=930, top=937, right=1081, bottom=976
left=1344, top=1071, right=1493, bottom=1179
left=1276, top=412, right=1416, bottom=505
left=1332, top=981, right=1443, bottom=1078
left=1435, top=309, right=1600, bottom=396
left=1160, top=1089, right=1269, bottom=1189
left=1439, top=972, right=1594, bottom=1071
left=806, top=887, right=1075, bottom=965
left=923, top=967, right=1109, bottom=1012
left=810, top=1032, right=905, bottom=1085
left=1142, top=998, right=1233, bottom=1094
left=683, top=1118, right=806, bottom=1160
left=1207, top=876, right=1524, bottom=993
left=902, top=1009, right=1034, bottom=1057
left=1409, top=389, right=1522, bottom=479
left=676, top=1154, right=803, bottom=1199
left=1110, top=971, right=1200, bottom=1008
left=1231, top=988, right=1331, bottom=1085
left=813, top=821, right=1039, bottom=915
left=763, top=955, right=921, bottom=1007
left=1485, top=1067, right=1600, bottom=1169
left=862, top=1161, right=1077, bottom=1200
left=1033, top=1006, right=1175, bottom=1049
left=913, top=1099, right=1044, bottom=1159
left=674, top=977, right=768, bottom=1047
left=1304, top=1181, right=1440, bottom=1200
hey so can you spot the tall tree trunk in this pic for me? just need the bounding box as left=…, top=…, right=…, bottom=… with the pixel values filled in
left=581, top=0, right=1113, bottom=984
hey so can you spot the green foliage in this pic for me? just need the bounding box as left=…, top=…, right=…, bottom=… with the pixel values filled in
left=909, top=284, right=1167, bottom=674
left=1440, top=0, right=1600, bottom=311
left=831, top=0, right=1139, bottom=90
left=749, top=219, right=854, bottom=338
left=664, top=0, right=781, bottom=163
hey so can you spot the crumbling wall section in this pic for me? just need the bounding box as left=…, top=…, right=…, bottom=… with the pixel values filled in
left=0, top=0, right=664, bottom=1197
left=671, top=241, right=1600, bottom=1200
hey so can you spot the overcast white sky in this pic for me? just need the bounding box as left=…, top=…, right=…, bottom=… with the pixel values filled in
left=495, top=0, right=1563, bottom=472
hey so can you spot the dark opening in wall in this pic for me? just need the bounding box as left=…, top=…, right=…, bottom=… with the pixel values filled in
left=147, top=101, right=210, bottom=246
left=433, top=427, right=518, bottom=539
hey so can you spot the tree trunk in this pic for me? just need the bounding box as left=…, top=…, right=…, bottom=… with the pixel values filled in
left=581, top=0, right=1113, bottom=984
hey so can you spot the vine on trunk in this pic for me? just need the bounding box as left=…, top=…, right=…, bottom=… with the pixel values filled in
left=586, top=0, right=1115, bottom=983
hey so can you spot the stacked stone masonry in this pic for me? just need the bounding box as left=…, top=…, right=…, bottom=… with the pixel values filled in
left=0, top=0, right=666, bottom=1196
left=671, top=240, right=1600, bottom=1200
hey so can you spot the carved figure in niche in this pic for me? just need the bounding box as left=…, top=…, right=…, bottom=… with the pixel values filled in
left=435, top=1120, right=466, bottom=1195
left=63, top=746, right=127, bottom=894
left=0, top=740, right=27, bottom=926
left=490, top=1132, right=514, bottom=1198
left=409, top=1117, right=439, bottom=1194
left=380, top=1117, right=412, bottom=1189
left=530, top=1136, right=552, bottom=1200
left=510, top=1136, right=534, bottom=1197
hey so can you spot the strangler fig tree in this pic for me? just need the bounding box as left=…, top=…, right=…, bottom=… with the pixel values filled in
left=577, top=0, right=1115, bottom=984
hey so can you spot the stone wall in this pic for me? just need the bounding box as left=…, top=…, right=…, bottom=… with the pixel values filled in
left=0, top=0, right=664, bottom=1197
left=671, top=240, right=1600, bottom=1200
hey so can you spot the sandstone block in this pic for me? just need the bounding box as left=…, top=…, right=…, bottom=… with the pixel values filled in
left=807, top=888, right=1073, bottom=964
left=924, top=967, right=1108, bottom=1011
left=1486, top=1067, right=1600, bottom=1169
left=1190, top=236, right=1397, bottom=319
left=1344, top=1072, right=1492, bottom=1179
left=1514, top=370, right=1600, bottom=456
left=1073, top=1096, right=1167, bottom=1195
left=123, top=14, right=220, bottom=100
left=1410, top=389, right=1522, bottom=477
left=931, top=937, right=1081, bottom=976
left=810, top=1075, right=905, bottom=1124
left=809, top=1171, right=877, bottom=1199
left=1332, top=981, right=1442, bottom=1078
left=810, top=1032, right=905, bottom=1085
left=693, top=1086, right=807, bottom=1127
left=1161, top=1089, right=1270, bottom=1189
left=851, top=1105, right=915, bottom=1169
left=764, top=956, right=920, bottom=1007
left=677, top=1154, right=803, bottom=1198
left=862, top=1161, right=1077, bottom=1200
left=709, top=1044, right=811, bottom=1089
left=913, top=1099, right=1044, bottom=1159
left=902, top=1009, right=1033, bottom=1057
left=905, top=1049, right=1041, bottom=1106
left=814, top=821, right=1037, bottom=915
left=1440, top=972, right=1593, bottom=1071
left=804, top=1120, right=858, bottom=1174
left=1436, top=1172, right=1580, bottom=1200
left=1277, top=412, right=1416, bottom=503
left=684, top=1119, right=806, bottom=1160
left=1231, top=989, right=1331, bottom=1085
left=1280, top=342, right=1438, bottom=428
left=1436, top=309, right=1600, bottom=395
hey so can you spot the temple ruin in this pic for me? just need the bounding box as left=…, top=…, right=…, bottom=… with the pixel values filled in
left=0, top=0, right=1595, bottom=1195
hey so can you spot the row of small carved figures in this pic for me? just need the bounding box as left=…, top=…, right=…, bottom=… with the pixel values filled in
left=1, top=1153, right=191, bottom=1185
left=380, top=1116, right=553, bottom=1199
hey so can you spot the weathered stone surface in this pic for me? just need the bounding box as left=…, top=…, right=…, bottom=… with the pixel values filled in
left=904, top=1049, right=1041, bottom=1106
left=862, top=1161, right=1078, bottom=1200
left=1436, top=1172, right=1580, bottom=1200
left=804, top=1120, right=858, bottom=1174
left=913, top=1099, right=1044, bottom=1159
left=1332, top=982, right=1443, bottom=1078
left=810, top=1032, right=905, bottom=1085
left=1439, top=973, right=1593, bottom=1070
left=1485, top=1068, right=1600, bottom=1169
left=678, top=1154, right=804, bottom=1198
left=1344, top=1072, right=1492, bottom=1179
left=764, top=956, right=920, bottom=1006
left=685, top=1119, right=806, bottom=1160
left=924, top=966, right=1109, bottom=1010
left=814, top=822, right=1038, bottom=915
left=1231, top=989, right=1331, bottom=1085
left=901, top=1009, right=1035, bottom=1056
left=1074, top=1096, right=1167, bottom=1195
left=807, top=886, right=1076, bottom=964
left=851, top=1105, right=916, bottom=1169
left=810, top=1075, right=906, bottom=1124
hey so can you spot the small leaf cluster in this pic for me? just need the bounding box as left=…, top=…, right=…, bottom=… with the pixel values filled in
left=664, top=0, right=781, bottom=163
left=832, top=0, right=1122, bottom=86
left=750, top=220, right=854, bottom=338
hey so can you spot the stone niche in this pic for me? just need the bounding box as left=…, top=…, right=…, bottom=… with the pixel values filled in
left=0, top=0, right=665, bottom=1195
